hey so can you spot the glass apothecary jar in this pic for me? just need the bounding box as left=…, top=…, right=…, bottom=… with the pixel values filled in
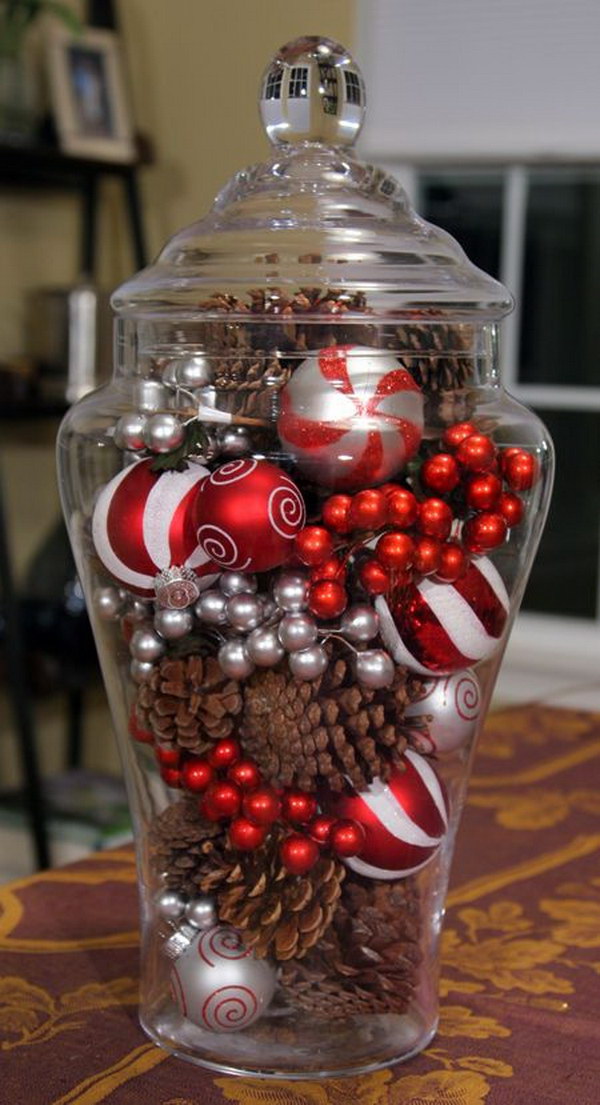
left=57, top=37, right=553, bottom=1079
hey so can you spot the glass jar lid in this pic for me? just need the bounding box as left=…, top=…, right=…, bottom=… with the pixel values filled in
left=113, top=36, right=512, bottom=323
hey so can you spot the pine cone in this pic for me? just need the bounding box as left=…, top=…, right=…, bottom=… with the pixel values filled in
left=149, top=798, right=227, bottom=896
left=281, top=874, right=421, bottom=1018
left=136, top=653, right=243, bottom=754
left=199, top=825, right=345, bottom=962
left=241, top=658, right=412, bottom=792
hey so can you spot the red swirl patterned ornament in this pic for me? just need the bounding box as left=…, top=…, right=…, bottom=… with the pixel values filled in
left=375, top=557, right=509, bottom=675
left=92, top=458, right=218, bottom=598
left=169, top=925, right=276, bottom=1032
left=404, top=669, right=482, bottom=754
left=325, top=749, right=449, bottom=879
left=195, top=459, right=306, bottom=573
left=278, top=345, right=424, bottom=490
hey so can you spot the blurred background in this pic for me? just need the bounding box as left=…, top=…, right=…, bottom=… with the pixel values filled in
left=1, top=0, right=599, bottom=877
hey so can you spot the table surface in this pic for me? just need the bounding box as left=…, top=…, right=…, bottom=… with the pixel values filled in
left=2, top=702, right=600, bottom=1105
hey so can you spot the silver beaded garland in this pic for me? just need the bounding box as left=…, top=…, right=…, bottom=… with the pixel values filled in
left=272, top=571, right=309, bottom=612
left=288, top=644, right=328, bottom=680
left=94, top=586, right=123, bottom=621
left=114, top=412, right=148, bottom=452
left=143, top=413, right=185, bottom=454
left=246, top=625, right=285, bottom=667
left=216, top=426, right=252, bottom=457
left=174, top=354, right=213, bottom=390
left=341, top=604, right=379, bottom=643
left=133, top=378, right=168, bottom=413
left=127, top=599, right=151, bottom=623
left=218, top=638, right=255, bottom=679
left=156, top=889, right=187, bottom=923
left=184, top=896, right=218, bottom=931
left=194, top=589, right=228, bottom=625
left=129, top=627, right=166, bottom=663
left=354, top=649, right=395, bottom=689
left=226, top=593, right=263, bottom=633
left=130, top=659, right=156, bottom=684
left=154, top=606, right=194, bottom=640
left=278, top=612, right=318, bottom=652
left=220, top=572, right=257, bottom=597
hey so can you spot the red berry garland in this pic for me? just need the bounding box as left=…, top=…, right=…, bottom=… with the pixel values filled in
left=181, top=758, right=215, bottom=793
left=421, top=453, right=460, bottom=494
left=280, top=834, right=320, bottom=875
left=242, top=785, right=281, bottom=826
left=229, top=817, right=268, bottom=851
left=227, top=759, right=262, bottom=791
left=309, top=579, right=348, bottom=619
left=322, top=494, right=353, bottom=534
left=281, top=789, right=318, bottom=825
left=294, top=526, right=334, bottom=567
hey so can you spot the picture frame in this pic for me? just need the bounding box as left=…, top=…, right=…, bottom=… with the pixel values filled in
left=46, top=25, right=135, bottom=163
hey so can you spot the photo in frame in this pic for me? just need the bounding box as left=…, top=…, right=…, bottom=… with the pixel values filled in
left=47, top=25, right=135, bottom=162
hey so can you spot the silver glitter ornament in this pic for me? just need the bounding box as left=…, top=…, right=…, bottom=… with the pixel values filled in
left=217, top=426, right=252, bottom=458
left=354, top=649, right=395, bottom=689
left=246, top=625, right=285, bottom=667
left=341, top=604, right=379, bottom=643
left=278, top=612, right=318, bottom=653
left=154, top=606, right=194, bottom=640
left=156, top=889, right=187, bottom=923
left=194, top=589, right=228, bottom=625
left=133, top=378, right=168, bottom=413
left=184, top=896, right=218, bottom=931
left=272, top=571, right=309, bottom=613
left=129, top=627, right=166, bottom=663
left=288, top=644, right=328, bottom=680
left=169, top=925, right=276, bottom=1032
left=114, top=412, right=147, bottom=452
left=220, top=572, right=257, bottom=597
left=143, top=413, right=185, bottom=454
left=130, top=659, right=155, bottom=684
left=218, top=638, right=255, bottom=679
left=226, top=593, right=263, bottom=633
left=94, top=586, right=122, bottom=621
left=175, top=354, right=213, bottom=390
left=404, top=669, right=482, bottom=755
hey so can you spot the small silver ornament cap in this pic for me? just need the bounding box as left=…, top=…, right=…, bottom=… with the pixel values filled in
left=260, top=36, right=365, bottom=148
left=154, top=566, right=200, bottom=609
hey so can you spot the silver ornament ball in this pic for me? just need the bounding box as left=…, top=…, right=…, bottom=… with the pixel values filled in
left=174, top=354, right=214, bottom=390
left=278, top=612, right=318, bottom=653
left=226, top=593, right=264, bottom=633
left=114, top=412, right=147, bottom=452
left=94, top=586, right=122, bottom=621
left=341, top=604, right=379, bottom=643
left=218, top=638, right=255, bottom=679
left=143, top=413, right=185, bottom=454
left=130, top=627, right=166, bottom=663
left=130, top=658, right=155, bottom=684
left=245, top=626, right=285, bottom=667
left=220, top=572, right=257, bottom=597
left=184, top=896, right=218, bottom=931
left=154, top=606, right=194, bottom=640
left=355, top=649, right=395, bottom=689
left=195, top=589, right=228, bottom=625
left=133, top=378, right=169, bottom=413
left=288, top=644, right=328, bottom=680
left=272, top=571, right=309, bottom=612
left=404, top=669, right=482, bottom=755
left=156, top=889, right=187, bottom=923
left=217, top=426, right=252, bottom=458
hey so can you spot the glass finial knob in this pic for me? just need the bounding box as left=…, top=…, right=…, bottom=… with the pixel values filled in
left=259, top=36, right=365, bottom=147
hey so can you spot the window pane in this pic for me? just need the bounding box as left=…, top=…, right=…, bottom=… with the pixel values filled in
left=522, top=408, right=600, bottom=619
left=420, top=174, right=503, bottom=278
left=520, top=173, right=600, bottom=387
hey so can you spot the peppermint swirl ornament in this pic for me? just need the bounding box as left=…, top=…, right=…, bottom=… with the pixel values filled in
left=405, top=670, right=483, bottom=754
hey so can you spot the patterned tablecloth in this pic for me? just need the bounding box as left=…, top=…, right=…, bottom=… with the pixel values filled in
left=2, top=703, right=600, bottom=1105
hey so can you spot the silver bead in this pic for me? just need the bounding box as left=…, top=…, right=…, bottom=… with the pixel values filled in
left=355, top=649, right=395, bottom=689
left=154, top=606, right=194, bottom=640
left=246, top=625, right=285, bottom=667
left=217, top=426, right=252, bottom=458
left=130, top=627, right=166, bottom=662
left=127, top=599, right=151, bottom=623
left=143, top=413, right=185, bottom=454
left=226, top=593, right=263, bottom=633
left=94, top=585, right=122, bottom=620
left=114, top=412, right=147, bottom=452
left=130, top=659, right=155, bottom=684
left=272, top=571, right=309, bottom=612
left=341, top=604, right=379, bottom=643
left=184, top=896, right=218, bottom=931
left=156, top=889, right=187, bottom=923
left=404, top=670, right=482, bottom=755
left=218, top=638, right=255, bottom=679
left=278, top=612, right=318, bottom=652
left=288, top=644, right=328, bottom=680
left=133, top=378, right=169, bottom=413
left=194, top=589, right=228, bottom=624
left=174, top=354, right=213, bottom=390
left=220, top=572, right=257, bottom=597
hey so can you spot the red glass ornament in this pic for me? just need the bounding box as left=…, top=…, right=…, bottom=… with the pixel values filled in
left=309, top=815, right=337, bottom=845
left=281, top=789, right=318, bottom=825
left=227, top=759, right=262, bottom=791
left=309, top=579, right=348, bottom=619
left=501, top=449, right=538, bottom=491
left=376, top=532, right=415, bottom=571
left=348, top=489, right=387, bottom=531
left=160, top=766, right=182, bottom=788
left=442, top=421, right=476, bottom=451
left=386, top=487, right=418, bottom=528
left=295, top=526, right=334, bottom=567
left=201, top=780, right=242, bottom=821
left=455, top=433, right=497, bottom=473
left=498, top=491, right=525, bottom=527
left=280, top=834, right=320, bottom=875
left=413, top=536, right=441, bottom=577
left=229, top=817, right=268, bottom=851
left=242, top=785, right=282, bottom=826
left=417, top=498, right=453, bottom=541
left=463, top=512, right=508, bottom=553
left=207, top=738, right=241, bottom=770
left=329, top=818, right=366, bottom=858
left=310, top=556, right=346, bottom=583
left=155, top=745, right=180, bottom=768
left=181, top=757, right=214, bottom=793
left=465, top=473, right=503, bottom=511
left=421, top=453, right=460, bottom=494
left=359, top=558, right=390, bottom=595
left=128, top=709, right=154, bottom=744
left=435, top=541, right=469, bottom=583
left=322, top=494, right=353, bottom=534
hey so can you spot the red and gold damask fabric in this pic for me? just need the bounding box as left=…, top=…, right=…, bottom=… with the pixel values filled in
left=2, top=704, right=600, bottom=1105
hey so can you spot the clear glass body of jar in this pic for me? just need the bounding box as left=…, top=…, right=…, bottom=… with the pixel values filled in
left=57, top=38, right=553, bottom=1079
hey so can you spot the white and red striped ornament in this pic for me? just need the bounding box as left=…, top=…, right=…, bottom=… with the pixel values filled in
left=92, top=458, right=218, bottom=601
left=277, top=345, right=423, bottom=490
left=375, top=557, right=509, bottom=676
left=325, top=749, right=449, bottom=879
